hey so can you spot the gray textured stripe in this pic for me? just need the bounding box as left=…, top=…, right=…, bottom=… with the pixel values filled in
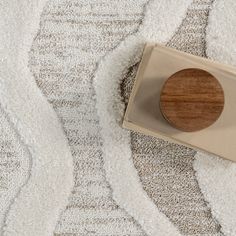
left=29, top=0, right=148, bottom=235
left=121, top=0, right=223, bottom=235
left=167, top=0, right=214, bottom=57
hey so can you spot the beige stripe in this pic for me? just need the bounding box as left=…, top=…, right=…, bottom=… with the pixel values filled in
left=121, top=0, right=223, bottom=234
left=29, top=0, right=148, bottom=235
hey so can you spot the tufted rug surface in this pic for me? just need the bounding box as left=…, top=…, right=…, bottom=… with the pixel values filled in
left=0, top=0, right=236, bottom=235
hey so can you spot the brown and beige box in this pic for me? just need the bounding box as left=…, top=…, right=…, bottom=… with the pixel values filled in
left=123, top=44, right=236, bottom=162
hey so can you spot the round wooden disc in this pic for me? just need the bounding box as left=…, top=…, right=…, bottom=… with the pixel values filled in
left=160, top=68, right=224, bottom=132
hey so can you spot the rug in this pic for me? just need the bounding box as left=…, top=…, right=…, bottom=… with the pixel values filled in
left=0, top=0, right=236, bottom=235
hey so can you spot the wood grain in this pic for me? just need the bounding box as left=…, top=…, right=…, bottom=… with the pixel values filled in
left=160, top=68, right=225, bottom=132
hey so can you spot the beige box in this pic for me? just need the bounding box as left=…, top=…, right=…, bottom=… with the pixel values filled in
left=123, top=43, right=236, bottom=162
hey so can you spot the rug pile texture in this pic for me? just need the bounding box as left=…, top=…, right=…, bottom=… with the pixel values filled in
left=0, top=0, right=236, bottom=235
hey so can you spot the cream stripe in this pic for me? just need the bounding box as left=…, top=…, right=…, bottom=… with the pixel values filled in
left=93, top=0, right=193, bottom=235
left=194, top=1, right=236, bottom=235
left=0, top=1, right=73, bottom=235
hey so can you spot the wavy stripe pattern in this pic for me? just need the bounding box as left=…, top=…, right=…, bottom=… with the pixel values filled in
left=0, top=1, right=74, bottom=235
left=122, top=0, right=222, bottom=234
left=29, top=0, right=149, bottom=235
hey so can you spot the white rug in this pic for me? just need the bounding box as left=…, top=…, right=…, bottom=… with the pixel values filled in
left=0, top=0, right=236, bottom=235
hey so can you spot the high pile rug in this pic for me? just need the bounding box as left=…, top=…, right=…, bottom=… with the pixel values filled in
left=0, top=0, right=236, bottom=235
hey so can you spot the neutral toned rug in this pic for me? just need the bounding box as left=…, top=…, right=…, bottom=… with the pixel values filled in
left=0, top=0, right=236, bottom=235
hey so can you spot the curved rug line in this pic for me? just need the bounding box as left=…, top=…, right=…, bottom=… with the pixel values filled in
left=123, top=0, right=223, bottom=234
left=93, top=0, right=192, bottom=235
left=194, top=152, right=236, bottom=236
left=0, top=107, right=30, bottom=234
left=194, top=2, right=236, bottom=235
left=0, top=1, right=74, bottom=235
left=29, top=0, right=151, bottom=235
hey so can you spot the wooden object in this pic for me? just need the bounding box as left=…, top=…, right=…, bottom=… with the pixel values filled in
left=160, top=68, right=225, bottom=132
left=123, top=43, right=236, bottom=162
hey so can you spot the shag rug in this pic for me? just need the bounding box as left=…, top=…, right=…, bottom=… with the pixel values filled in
left=0, top=0, right=236, bottom=235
